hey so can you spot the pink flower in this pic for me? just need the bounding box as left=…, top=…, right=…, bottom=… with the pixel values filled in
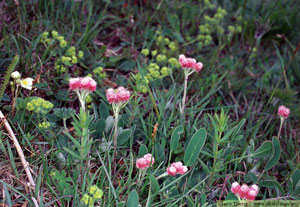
left=167, top=166, right=177, bottom=176
left=106, top=88, right=117, bottom=104
left=231, top=182, right=240, bottom=194
left=179, top=54, right=186, bottom=64
left=143, top=153, right=154, bottom=165
left=239, top=184, right=250, bottom=199
left=278, top=105, right=290, bottom=119
left=178, top=54, right=203, bottom=72
left=106, top=86, right=130, bottom=104
left=250, top=184, right=259, bottom=193
left=246, top=189, right=258, bottom=201
left=186, top=58, right=196, bottom=68
left=167, top=161, right=188, bottom=176
left=69, top=78, right=81, bottom=90
left=177, top=165, right=188, bottom=175
left=80, top=77, right=97, bottom=92
left=69, top=77, right=97, bottom=92
left=194, top=62, right=203, bottom=72
left=117, top=87, right=130, bottom=102
left=230, top=182, right=259, bottom=201
left=136, top=154, right=154, bottom=170
left=136, top=158, right=148, bottom=170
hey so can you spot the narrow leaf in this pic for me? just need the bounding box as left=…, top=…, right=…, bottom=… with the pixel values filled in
left=170, top=125, right=184, bottom=152
left=184, top=128, right=207, bottom=166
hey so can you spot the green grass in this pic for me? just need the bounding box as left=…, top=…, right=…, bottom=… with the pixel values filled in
left=0, top=0, right=300, bottom=206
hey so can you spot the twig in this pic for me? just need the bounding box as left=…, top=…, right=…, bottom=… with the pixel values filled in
left=0, top=111, right=36, bottom=189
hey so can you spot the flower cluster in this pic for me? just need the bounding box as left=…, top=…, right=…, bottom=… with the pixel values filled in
left=231, top=182, right=259, bottom=201
left=69, top=77, right=97, bottom=92
left=179, top=54, right=203, bottom=72
left=106, top=87, right=130, bottom=104
left=278, top=105, right=290, bottom=119
left=167, top=161, right=188, bottom=176
left=26, top=97, right=54, bottom=114
left=135, top=32, right=180, bottom=93
left=81, top=185, right=103, bottom=207
left=40, top=31, right=84, bottom=73
left=38, top=121, right=51, bottom=129
left=136, top=154, right=155, bottom=170
left=93, top=67, right=107, bottom=79
left=146, top=63, right=171, bottom=80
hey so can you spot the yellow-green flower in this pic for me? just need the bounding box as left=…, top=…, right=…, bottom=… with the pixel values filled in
left=151, top=50, right=157, bottom=57
left=38, top=121, right=51, bottom=129
left=88, top=185, right=103, bottom=200
left=26, top=97, right=53, bottom=114
left=51, top=31, right=58, bottom=38
left=81, top=194, right=94, bottom=207
left=78, top=51, right=84, bottom=58
left=141, top=49, right=149, bottom=56
left=60, top=40, right=67, bottom=48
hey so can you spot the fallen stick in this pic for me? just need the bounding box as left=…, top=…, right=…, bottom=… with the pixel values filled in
left=0, top=110, right=35, bottom=189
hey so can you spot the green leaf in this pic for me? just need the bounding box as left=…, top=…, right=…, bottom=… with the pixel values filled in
left=184, top=128, right=207, bottom=166
left=105, top=116, right=114, bottom=133
left=53, top=107, right=76, bottom=120
left=138, top=144, right=148, bottom=158
left=126, top=190, right=139, bottom=207
left=155, top=143, right=165, bottom=163
left=186, top=196, right=195, bottom=207
left=99, top=102, right=109, bottom=119
left=219, top=126, right=236, bottom=143
left=224, top=193, right=238, bottom=201
left=117, top=129, right=131, bottom=147
left=170, top=125, right=184, bottom=152
left=149, top=174, right=160, bottom=194
left=264, top=137, right=281, bottom=171
left=63, top=147, right=81, bottom=159
left=253, top=141, right=273, bottom=158
left=289, top=169, right=300, bottom=196
left=260, top=179, right=284, bottom=195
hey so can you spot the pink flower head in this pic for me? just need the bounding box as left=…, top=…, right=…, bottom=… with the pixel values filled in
left=117, top=87, right=130, bottom=102
left=171, top=161, right=187, bottom=175
left=80, top=77, right=97, bottom=92
left=194, top=62, right=203, bottom=72
left=143, top=153, right=154, bottom=165
left=239, top=184, right=250, bottom=199
left=69, top=78, right=81, bottom=90
left=231, top=182, right=240, bottom=194
left=178, top=54, right=202, bottom=72
left=179, top=54, right=186, bottom=63
left=167, top=161, right=188, bottom=176
left=167, top=166, right=177, bottom=176
left=278, top=105, right=290, bottom=119
left=186, top=58, right=196, bottom=68
left=250, top=184, right=259, bottom=193
left=106, top=88, right=117, bottom=104
left=177, top=165, right=188, bottom=175
left=246, top=189, right=258, bottom=201
left=106, top=86, right=130, bottom=104
left=136, top=158, right=148, bottom=170
left=171, top=161, right=183, bottom=169
left=69, top=77, right=97, bottom=92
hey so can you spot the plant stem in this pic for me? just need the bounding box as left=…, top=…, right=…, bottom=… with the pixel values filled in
left=209, top=131, right=222, bottom=186
left=113, top=108, right=119, bottom=174
left=180, top=71, right=189, bottom=116
left=278, top=117, right=284, bottom=138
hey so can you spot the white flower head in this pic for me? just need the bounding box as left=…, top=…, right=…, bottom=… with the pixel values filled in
left=20, top=78, right=33, bottom=90
left=11, top=71, right=21, bottom=79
